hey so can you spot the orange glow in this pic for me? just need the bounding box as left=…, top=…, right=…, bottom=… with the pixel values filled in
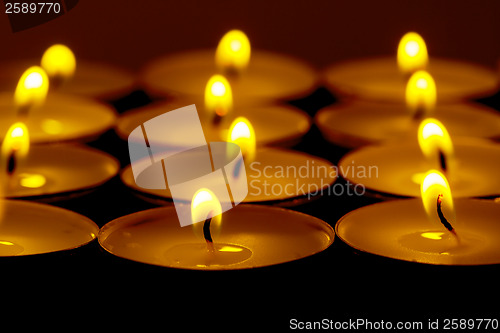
left=397, top=32, right=428, bottom=74
left=204, top=74, right=233, bottom=118
left=227, top=117, right=256, bottom=162
left=215, top=30, right=251, bottom=73
left=41, top=44, right=76, bottom=80
left=405, top=70, right=436, bottom=117
left=14, top=66, right=49, bottom=110
left=420, top=170, right=455, bottom=226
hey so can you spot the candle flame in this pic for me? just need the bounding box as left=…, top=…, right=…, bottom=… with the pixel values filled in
left=215, top=30, right=251, bottom=74
left=405, top=70, right=436, bottom=117
left=1, top=122, right=30, bottom=160
left=14, top=66, right=49, bottom=110
left=418, top=118, right=454, bottom=171
left=41, top=44, right=76, bottom=81
left=191, top=188, right=223, bottom=242
left=397, top=32, right=428, bottom=74
left=227, top=117, right=256, bottom=163
left=205, top=74, right=233, bottom=118
left=420, top=170, right=455, bottom=227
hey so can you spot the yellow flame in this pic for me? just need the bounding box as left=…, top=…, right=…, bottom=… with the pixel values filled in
left=227, top=117, right=256, bottom=162
left=418, top=118, right=454, bottom=165
left=397, top=32, right=428, bottom=74
left=14, top=66, right=49, bottom=110
left=40, top=44, right=76, bottom=80
left=1, top=122, right=30, bottom=160
left=191, top=188, right=222, bottom=236
left=215, top=30, right=251, bottom=73
left=405, top=70, right=436, bottom=117
left=205, top=74, right=233, bottom=118
left=420, top=170, right=455, bottom=225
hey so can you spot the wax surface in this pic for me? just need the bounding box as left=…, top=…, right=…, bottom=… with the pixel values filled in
left=323, top=56, right=498, bottom=103
left=121, top=148, right=337, bottom=205
left=0, top=59, right=135, bottom=99
left=99, top=204, right=334, bottom=270
left=4, top=144, right=119, bottom=199
left=0, top=199, right=98, bottom=256
left=338, top=137, right=500, bottom=198
left=0, top=92, right=117, bottom=144
left=336, top=198, right=500, bottom=265
left=116, top=100, right=311, bottom=147
left=140, top=49, right=318, bottom=102
left=315, top=101, right=500, bottom=148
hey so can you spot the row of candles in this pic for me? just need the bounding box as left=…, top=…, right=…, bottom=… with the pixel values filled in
left=1, top=29, right=499, bottom=268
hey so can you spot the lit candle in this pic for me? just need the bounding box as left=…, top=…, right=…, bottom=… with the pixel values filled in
left=140, top=29, right=317, bottom=102
left=117, top=76, right=311, bottom=147
left=0, top=122, right=119, bottom=200
left=323, top=32, right=498, bottom=103
left=99, top=195, right=334, bottom=270
left=121, top=117, right=336, bottom=205
left=0, top=44, right=135, bottom=100
left=0, top=66, right=117, bottom=144
left=0, top=199, right=98, bottom=256
left=336, top=171, right=500, bottom=265
left=338, top=118, right=500, bottom=198
left=315, top=70, right=500, bottom=148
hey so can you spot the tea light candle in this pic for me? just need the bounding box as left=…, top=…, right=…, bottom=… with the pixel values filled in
left=122, top=117, right=336, bottom=205
left=338, top=136, right=500, bottom=199
left=315, top=100, right=500, bottom=148
left=116, top=100, right=311, bottom=148
left=99, top=204, right=334, bottom=270
left=322, top=32, right=498, bottom=103
left=336, top=198, right=500, bottom=265
left=0, top=199, right=98, bottom=256
left=140, top=30, right=317, bottom=103
left=2, top=144, right=119, bottom=200
left=0, top=92, right=116, bottom=144
left=0, top=44, right=135, bottom=100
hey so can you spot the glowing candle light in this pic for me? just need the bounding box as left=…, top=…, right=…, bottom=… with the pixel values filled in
left=204, top=74, right=233, bottom=121
left=227, top=117, right=256, bottom=163
left=397, top=32, right=428, bottom=75
left=323, top=31, right=498, bottom=103
left=215, top=29, right=251, bottom=75
left=336, top=170, right=500, bottom=265
left=405, top=70, right=436, bottom=118
left=338, top=118, right=500, bottom=198
left=41, top=44, right=76, bottom=87
left=14, top=66, right=49, bottom=114
left=140, top=29, right=317, bottom=102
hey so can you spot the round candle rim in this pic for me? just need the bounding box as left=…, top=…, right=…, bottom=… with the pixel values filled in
left=321, top=55, right=499, bottom=102
left=114, top=99, right=312, bottom=146
left=119, top=147, right=338, bottom=205
left=335, top=198, right=500, bottom=266
left=314, top=100, right=500, bottom=148
left=0, top=92, right=119, bottom=145
left=0, top=199, right=99, bottom=257
left=138, top=48, right=320, bottom=101
left=337, top=137, right=500, bottom=199
left=6, top=144, right=121, bottom=200
left=98, top=204, right=335, bottom=271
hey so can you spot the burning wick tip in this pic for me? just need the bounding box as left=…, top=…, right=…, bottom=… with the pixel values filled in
left=436, top=194, right=458, bottom=239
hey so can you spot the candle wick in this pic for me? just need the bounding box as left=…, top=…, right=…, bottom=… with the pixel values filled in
left=436, top=194, right=459, bottom=241
left=7, top=151, right=16, bottom=176
left=438, top=150, right=447, bottom=173
left=212, top=112, right=223, bottom=126
left=203, top=211, right=215, bottom=253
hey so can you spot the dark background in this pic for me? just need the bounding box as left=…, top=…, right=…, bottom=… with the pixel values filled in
left=1, top=1, right=500, bottom=330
